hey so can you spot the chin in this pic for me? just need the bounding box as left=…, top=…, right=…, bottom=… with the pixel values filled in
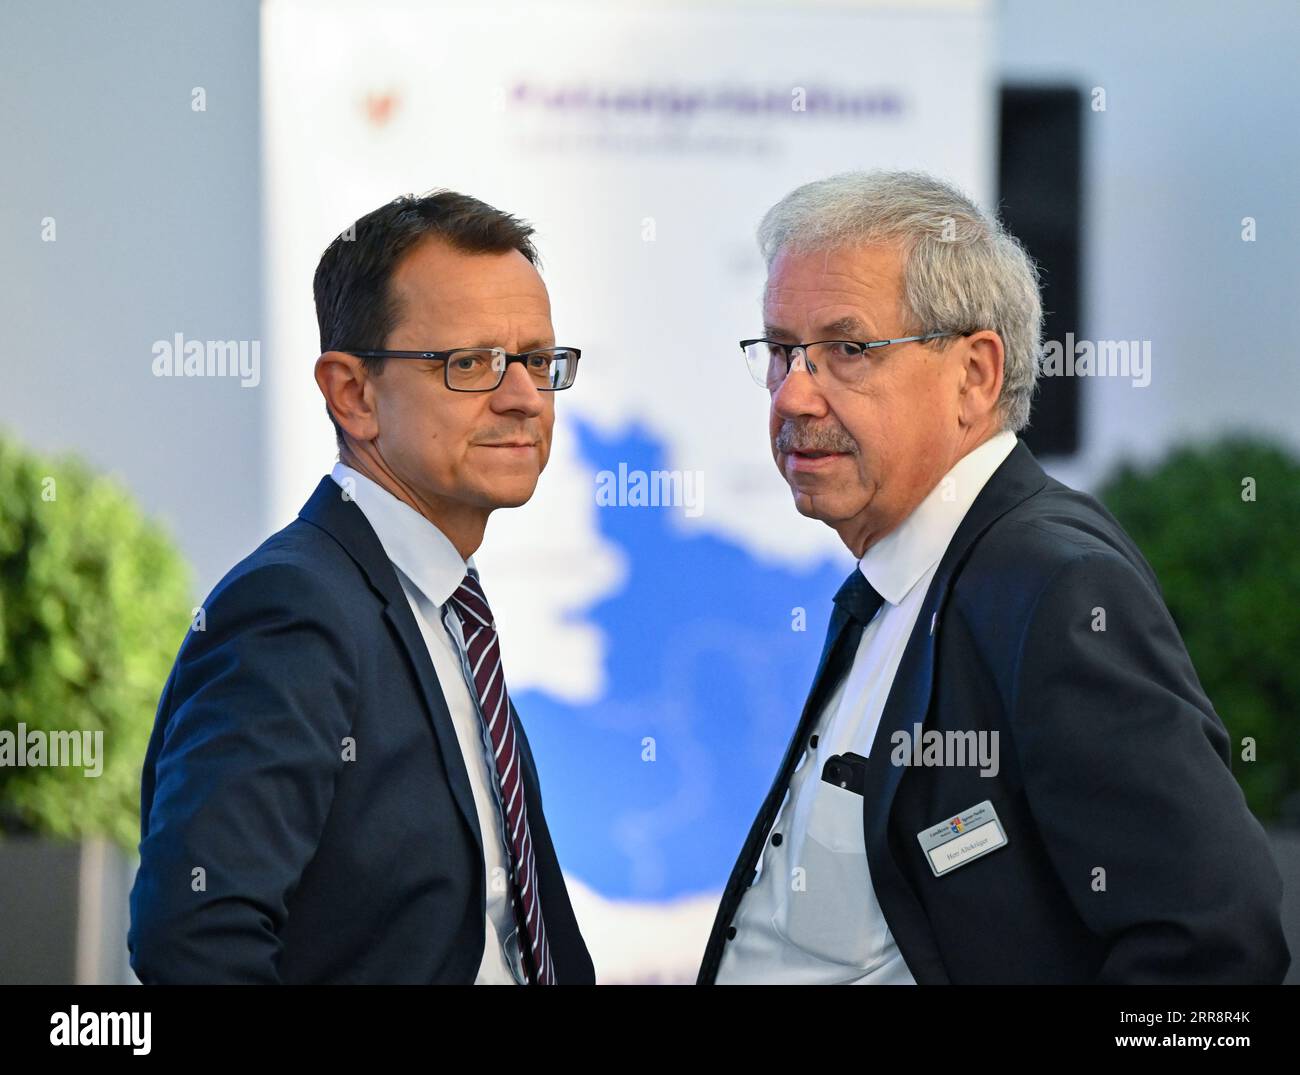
left=486, top=478, right=541, bottom=509
left=790, top=489, right=830, bottom=522
left=790, top=486, right=859, bottom=526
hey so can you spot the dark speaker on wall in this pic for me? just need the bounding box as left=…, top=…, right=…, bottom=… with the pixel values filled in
left=997, top=85, right=1083, bottom=458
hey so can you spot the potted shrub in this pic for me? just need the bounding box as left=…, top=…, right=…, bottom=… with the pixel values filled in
left=1098, top=435, right=1300, bottom=981
left=0, top=433, right=192, bottom=983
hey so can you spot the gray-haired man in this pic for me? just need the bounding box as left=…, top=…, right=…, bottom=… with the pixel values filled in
left=698, top=170, right=1287, bottom=984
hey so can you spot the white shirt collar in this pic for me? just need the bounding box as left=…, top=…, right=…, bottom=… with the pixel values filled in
left=859, top=430, right=1017, bottom=606
left=330, top=461, right=473, bottom=607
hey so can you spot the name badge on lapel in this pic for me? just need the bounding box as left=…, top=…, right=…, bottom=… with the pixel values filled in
left=917, top=800, right=1007, bottom=877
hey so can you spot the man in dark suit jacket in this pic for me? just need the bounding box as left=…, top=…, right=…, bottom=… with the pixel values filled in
left=701, top=170, right=1288, bottom=984
left=129, top=190, right=594, bottom=984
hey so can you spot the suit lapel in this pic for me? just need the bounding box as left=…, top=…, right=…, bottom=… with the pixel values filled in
left=298, top=476, right=484, bottom=860
left=859, top=440, right=1049, bottom=981
left=509, top=698, right=596, bottom=983
left=864, top=440, right=1049, bottom=837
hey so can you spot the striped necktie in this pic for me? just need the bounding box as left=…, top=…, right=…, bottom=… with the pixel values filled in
left=448, top=572, right=556, bottom=985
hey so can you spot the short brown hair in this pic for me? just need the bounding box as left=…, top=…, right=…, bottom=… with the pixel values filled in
left=313, top=190, right=540, bottom=448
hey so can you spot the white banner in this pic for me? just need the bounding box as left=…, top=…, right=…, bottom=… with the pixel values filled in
left=262, top=0, right=992, bottom=981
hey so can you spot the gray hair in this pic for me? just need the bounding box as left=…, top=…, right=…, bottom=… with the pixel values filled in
left=757, top=170, right=1042, bottom=432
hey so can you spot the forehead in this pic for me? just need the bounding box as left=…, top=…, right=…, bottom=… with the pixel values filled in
left=762, top=243, right=906, bottom=334
left=389, top=236, right=552, bottom=335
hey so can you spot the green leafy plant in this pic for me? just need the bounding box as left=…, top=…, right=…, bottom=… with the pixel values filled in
left=0, top=433, right=193, bottom=850
left=1098, top=436, right=1300, bottom=825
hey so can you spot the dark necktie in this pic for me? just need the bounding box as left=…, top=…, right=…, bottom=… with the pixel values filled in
left=696, top=566, right=885, bottom=982
left=747, top=567, right=886, bottom=883
left=833, top=567, right=887, bottom=634
left=448, top=572, right=556, bottom=985
left=795, top=567, right=887, bottom=764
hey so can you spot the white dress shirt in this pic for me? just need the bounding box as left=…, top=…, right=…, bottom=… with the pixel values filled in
left=716, top=431, right=1018, bottom=984
left=329, top=462, right=523, bottom=985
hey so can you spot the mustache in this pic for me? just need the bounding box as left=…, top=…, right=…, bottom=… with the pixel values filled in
left=774, top=419, right=858, bottom=455
left=474, top=425, right=542, bottom=445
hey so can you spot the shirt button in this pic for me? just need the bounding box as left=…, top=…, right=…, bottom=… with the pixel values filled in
left=726, top=926, right=737, bottom=940
left=771, top=832, right=783, bottom=846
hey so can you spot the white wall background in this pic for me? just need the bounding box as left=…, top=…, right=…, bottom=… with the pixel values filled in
left=998, top=0, right=1300, bottom=491
left=3, top=0, right=267, bottom=599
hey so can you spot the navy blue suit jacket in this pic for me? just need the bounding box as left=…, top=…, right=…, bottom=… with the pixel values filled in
left=129, top=477, right=594, bottom=984
left=699, top=440, right=1289, bottom=984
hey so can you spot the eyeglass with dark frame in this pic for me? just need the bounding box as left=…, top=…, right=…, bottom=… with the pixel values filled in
left=739, top=332, right=970, bottom=391
left=344, top=346, right=581, bottom=392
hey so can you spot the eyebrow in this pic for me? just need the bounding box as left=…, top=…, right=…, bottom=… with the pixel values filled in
left=460, top=338, right=555, bottom=352
left=763, top=315, right=877, bottom=341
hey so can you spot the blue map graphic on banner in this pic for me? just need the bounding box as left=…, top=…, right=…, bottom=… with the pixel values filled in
left=516, top=418, right=848, bottom=900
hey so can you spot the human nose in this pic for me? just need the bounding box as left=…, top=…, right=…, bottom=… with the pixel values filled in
left=771, top=346, right=827, bottom=418
left=491, top=357, right=544, bottom=416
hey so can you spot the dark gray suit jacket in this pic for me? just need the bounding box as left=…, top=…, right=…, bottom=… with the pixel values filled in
left=699, top=440, right=1288, bottom=984
left=129, top=476, right=594, bottom=984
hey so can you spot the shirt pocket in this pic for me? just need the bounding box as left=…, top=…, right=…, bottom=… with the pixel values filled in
left=770, top=780, right=887, bottom=967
